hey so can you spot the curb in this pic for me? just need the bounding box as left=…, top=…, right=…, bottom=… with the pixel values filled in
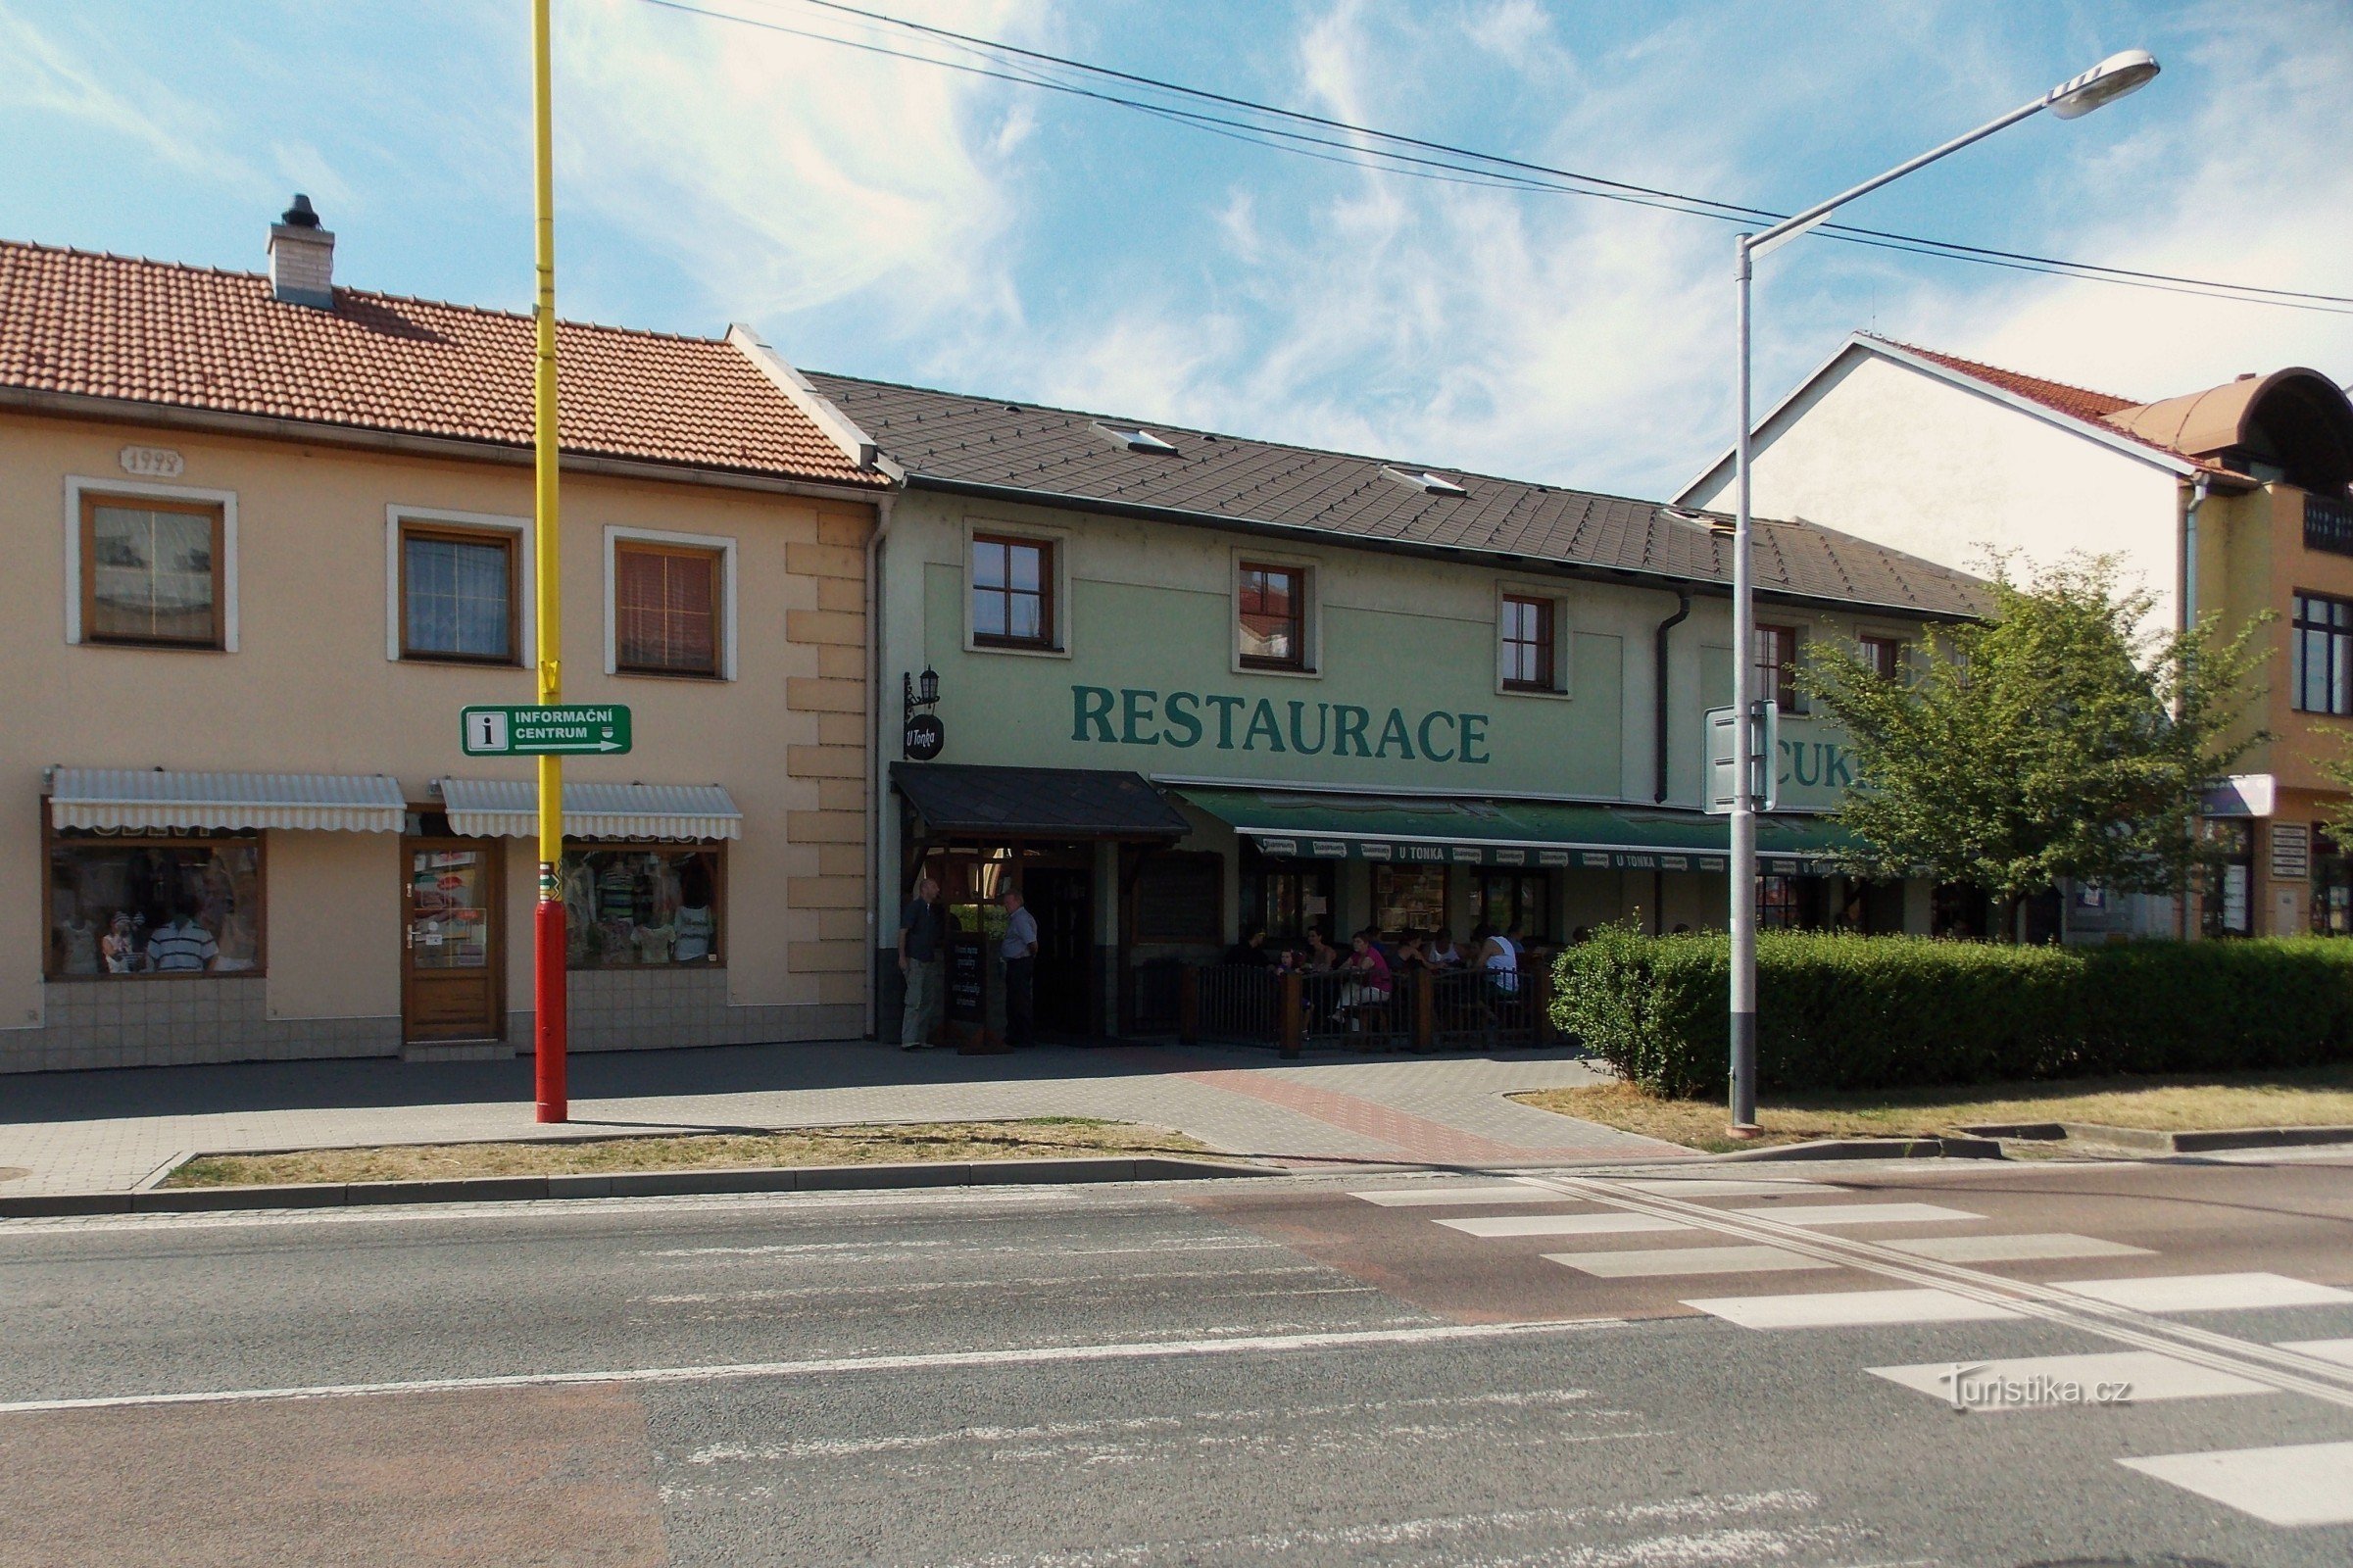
left=1710, top=1136, right=2006, bottom=1162
left=0, top=1155, right=1276, bottom=1219
left=2060, top=1122, right=2353, bottom=1155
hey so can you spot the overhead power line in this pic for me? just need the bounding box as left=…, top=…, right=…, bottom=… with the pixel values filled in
left=632, top=0, right=2353, bottom=316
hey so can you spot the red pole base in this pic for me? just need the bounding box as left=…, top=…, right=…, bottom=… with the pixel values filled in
left=534, top=896, right=568, bottom=1122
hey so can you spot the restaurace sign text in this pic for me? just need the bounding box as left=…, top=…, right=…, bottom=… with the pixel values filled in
left=1071, top=685, right=1493, bottom=764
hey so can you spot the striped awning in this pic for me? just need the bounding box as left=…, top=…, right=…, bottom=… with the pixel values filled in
left=47, top=769, right=408, bottom=833
left=435, top=779, right=742, bottom=841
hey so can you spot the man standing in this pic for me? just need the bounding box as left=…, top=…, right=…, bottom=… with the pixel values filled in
left=897, top=870, right=945, bottom=1051
left=1000, top=886, right=1038, bottom=1047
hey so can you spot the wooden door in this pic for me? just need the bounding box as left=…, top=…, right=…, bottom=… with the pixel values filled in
left=1026, top=866, right=1095, bottom=1036
left=402, top=839, right=504, bottom=1042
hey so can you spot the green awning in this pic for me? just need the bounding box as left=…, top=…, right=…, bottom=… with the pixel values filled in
left=1172, top=786, right=1851, bottom=874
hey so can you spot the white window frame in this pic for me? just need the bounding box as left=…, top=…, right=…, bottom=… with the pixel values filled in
left=1494, top=580, right=1573, bottom=700
left=64, top=474, right=240, bottom=652
left=1230, top=545, right=1323, bottom=678
left=604, top=524, right=738, bottom=681
left=384, top=505, right=535, bottom=665
left=960, top=514, right=1072, bottom=660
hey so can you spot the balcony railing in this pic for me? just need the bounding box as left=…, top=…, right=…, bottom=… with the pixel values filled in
left=2305, top=493, right=2353, bottom=557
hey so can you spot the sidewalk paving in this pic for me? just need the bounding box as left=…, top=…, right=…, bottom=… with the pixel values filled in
left=0, top=1041, right=1685, bottom=1197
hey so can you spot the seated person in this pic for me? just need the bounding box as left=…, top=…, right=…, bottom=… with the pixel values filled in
left=1426, top=930, right=1464, bottom=969
left=1223, top=925, right=1274, bottom=967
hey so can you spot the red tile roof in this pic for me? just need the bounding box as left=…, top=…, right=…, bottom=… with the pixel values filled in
left=1861, top=333, right=2216, bottom=469
left=0, top=239, right=884, bottom=488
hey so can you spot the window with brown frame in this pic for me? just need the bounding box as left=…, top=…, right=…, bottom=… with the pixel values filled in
left=1499, top=595, right=1556, bottom=691
left=1238, top=563, right=1306, bottom=669
left=1857, top=633, right=1904, bottom=682
left=400, top=521, right=518, bottom=663
left=79, top=494, right=223, bottom=648
left=43, top=825, right=265, bottom=979
left=1755, top=623, right=1801, bottom=711
left=970, top=533, right=1054, bottom=648
left=613, top=541, right=721, bottom=676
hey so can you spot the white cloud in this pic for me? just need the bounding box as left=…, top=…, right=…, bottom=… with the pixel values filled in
left=554, top=0, right=1049, bottom=325
left=1936, top=1, right=2353, bottom=402
left=0, top=5, right=269, bottom=192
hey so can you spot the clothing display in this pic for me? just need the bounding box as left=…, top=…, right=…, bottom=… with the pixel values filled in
left=632, top=924, right=676, bottom=964
left=57, top=918, right=99, bottom=976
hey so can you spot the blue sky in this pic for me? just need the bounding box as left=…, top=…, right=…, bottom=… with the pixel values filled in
left=2, top=0, right=2346, bottom=498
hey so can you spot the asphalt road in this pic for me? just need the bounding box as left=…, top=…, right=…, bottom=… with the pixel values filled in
left=4, top=1153, right=2353, bottom=1566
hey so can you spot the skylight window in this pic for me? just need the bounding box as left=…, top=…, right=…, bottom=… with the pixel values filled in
left=1382, top=466, right=1467, bottom=497
left=1093, top=421, right=1179, bottom=456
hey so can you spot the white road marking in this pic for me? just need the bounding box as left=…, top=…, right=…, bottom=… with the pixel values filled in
left=1350, top=1184, right=1584, bottom=1207
left=1511, top=1172, right=2353, bottom=1410
left=2119, top=1441, right=2353, bottom=1527
left=1880, top=1233, right=2151, bottom=1262
left=2053, top=1272, right=2353, bottom=1313
left=1547, top=1245, right=1838, bottom=1278
left=1682, top=1287, right=2022, bottom=1330
left=1613, top=1179, right=1828, bottom=1198
left=1437, top=1212, right=1692, bottom=1238
left=1868, top=1350, right=2275, bottom=1410
left=1722, top=1201, right=1984, bottom=1228
left=0, top=1316, right=1627, bottom=1415
left=2279, top=1338, right=2353, bottom=1367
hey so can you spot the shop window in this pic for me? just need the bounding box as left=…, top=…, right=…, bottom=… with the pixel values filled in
left=613, top=540, right=722, bottom=677
left=1238, top=563, right=1306, bottom=670
left=971, top=534, right=1054, bottom=648
left=2314, top=828, right=2352, bottom=936
left=2202, top=820, right=2253, bottom=937
left=1757, top=875, right=1802, bottom=931
left=1756, top=623, right=1801, bottom=711
left=1499, top=596, right=1557, bottom=692
left=2292, top=592, right=2353, bottom=715
left=1373, top=866, right=1448, bottom=938
left=1472, top=870, right=1551, bottom=942
left=401, top=521, right=517, bottom=663
left=1247, top=858, right=1333, bottom=943
left=45, top=829, right=263, bottom=978
left=560, top=846, right=723, bottom=968
left=79, top=494, right=223, bottom=649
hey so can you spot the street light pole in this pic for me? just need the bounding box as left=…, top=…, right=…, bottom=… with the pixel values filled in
left=1724, top=48, right=2159, bottom=1135
left=531, top=0, right=567, bottom=1124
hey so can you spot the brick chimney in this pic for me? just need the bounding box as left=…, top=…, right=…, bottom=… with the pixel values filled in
left=267, top=194, right=335, bottom=309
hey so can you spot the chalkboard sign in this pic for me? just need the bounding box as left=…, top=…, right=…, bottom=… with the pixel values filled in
left=946, top=932, right=987, bottom=1024
left=1133, top=853, right=1223, bottom=944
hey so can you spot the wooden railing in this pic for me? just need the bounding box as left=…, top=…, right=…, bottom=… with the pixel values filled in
left=1176, top=961, right=1553, bottom=1056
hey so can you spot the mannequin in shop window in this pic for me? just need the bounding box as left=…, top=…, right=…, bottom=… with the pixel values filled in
left=673, top=860, right=715, bottom=963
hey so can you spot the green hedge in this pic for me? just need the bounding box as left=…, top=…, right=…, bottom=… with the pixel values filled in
left=1550, top=927, right=2353, bottom=1098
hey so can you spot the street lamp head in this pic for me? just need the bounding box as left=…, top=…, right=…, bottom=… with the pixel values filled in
left=2046, top=48, right=2160, bottom=119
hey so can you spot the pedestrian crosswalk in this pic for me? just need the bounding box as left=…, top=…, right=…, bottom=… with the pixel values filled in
left=1348, top=1174, right=2353, bottom=1531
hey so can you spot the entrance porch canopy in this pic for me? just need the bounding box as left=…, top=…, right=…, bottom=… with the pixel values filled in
left=1172, top=786, right=1848, bottom=875
left=895, top=762, right=1190, bottom=840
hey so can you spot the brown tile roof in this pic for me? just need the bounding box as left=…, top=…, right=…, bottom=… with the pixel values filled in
left=809, top=371, right=1990, bottom=619
left=0, top=239, right=885, bottom=488
left=1861, top=333, right=2219, bottom=470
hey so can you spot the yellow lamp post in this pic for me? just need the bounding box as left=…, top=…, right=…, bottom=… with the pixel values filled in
left=531, top=0, right=567, bottom=1121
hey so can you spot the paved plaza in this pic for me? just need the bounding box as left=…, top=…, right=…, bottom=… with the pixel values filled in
left=0, top=1041, right=1677, bottom=1196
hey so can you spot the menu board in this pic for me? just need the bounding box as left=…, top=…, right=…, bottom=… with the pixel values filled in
left=947, top=933, right=987, bottom=1024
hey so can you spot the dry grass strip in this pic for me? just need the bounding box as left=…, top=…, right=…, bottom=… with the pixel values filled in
left=164, top=1117, right=1221, bottom=1188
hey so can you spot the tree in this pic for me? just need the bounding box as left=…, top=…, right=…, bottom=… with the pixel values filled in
left=1797, top=556, right=2270, bottom=927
